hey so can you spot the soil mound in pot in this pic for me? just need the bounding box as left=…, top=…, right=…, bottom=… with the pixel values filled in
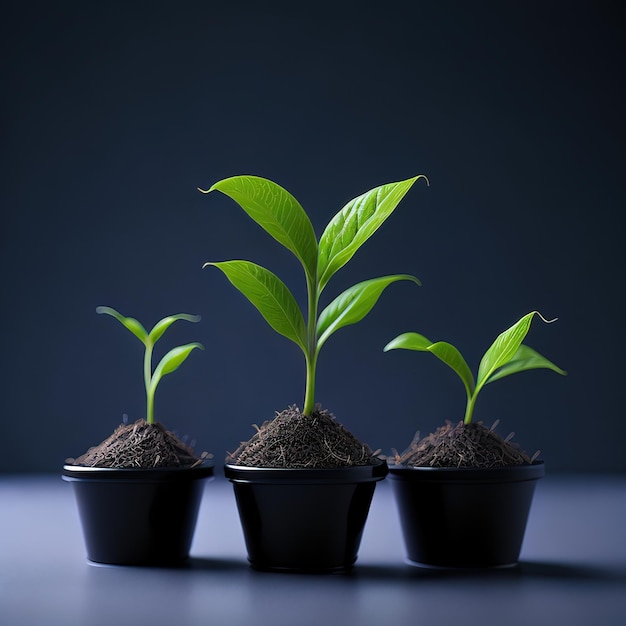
left=228, top=405, right=379, bottom=468
left=68, top=418, right=205, bottom=468
left=393, top=420, right=533, bottom=468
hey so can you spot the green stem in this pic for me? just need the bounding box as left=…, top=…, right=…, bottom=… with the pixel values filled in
left=144, top=341, right=154, bottom=424
left=464, top=391, right=478, bottom=425
left=303, top=273, right=319, bottom=416
left=303, top=352, right=318, bottom=416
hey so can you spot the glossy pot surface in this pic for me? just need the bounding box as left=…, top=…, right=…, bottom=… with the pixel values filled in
left=389, top=462, right=544, bottom=568
left=62, top=464, right=213, bottom=565
left=225, top=460, right=388, bottom=572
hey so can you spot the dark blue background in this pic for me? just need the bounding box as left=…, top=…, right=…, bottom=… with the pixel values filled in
left=2, top=0, right=624, bottom=473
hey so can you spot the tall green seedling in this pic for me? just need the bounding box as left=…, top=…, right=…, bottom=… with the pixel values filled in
left=96, top=306, right=204, bottom=424
left=200, top=175, right=427, bottom=415
left=384, top=311, right=566, bottom=424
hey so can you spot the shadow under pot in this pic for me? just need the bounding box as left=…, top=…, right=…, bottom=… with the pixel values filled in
left=62, top=464, right=214, bottom=565
left=224, top=460, right=388, bottom=573
left=388, top=462, right=544, bottom=568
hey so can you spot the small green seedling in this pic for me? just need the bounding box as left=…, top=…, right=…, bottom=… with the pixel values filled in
left=384, top=311, right=567, bottom=424
left=96, top=306, right=204, bottom=424
left=200, top=175, right=427, bottom=416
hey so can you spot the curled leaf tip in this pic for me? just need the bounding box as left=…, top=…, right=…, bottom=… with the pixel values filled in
left=535, top=311, right=558, bottom=324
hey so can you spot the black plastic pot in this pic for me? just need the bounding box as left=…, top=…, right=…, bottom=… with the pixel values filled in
left=224, top=460, right=388, bottom=572
left=62, top=464, right=213, bottom=565
left=388, top=462, right=544, bottom=568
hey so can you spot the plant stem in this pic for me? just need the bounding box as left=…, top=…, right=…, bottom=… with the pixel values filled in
left=144, top=341, right=154, bottom=424
left=303, top=273, right=319, bottom=416
left=303, top=352, right=318, bottom=416
left=464, top=393, right=477, bottom=425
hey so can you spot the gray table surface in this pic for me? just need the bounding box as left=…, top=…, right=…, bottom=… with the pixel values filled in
left=1, top=473, right=625, bottom=626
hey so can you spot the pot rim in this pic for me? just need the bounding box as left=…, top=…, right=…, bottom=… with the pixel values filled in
left=224, top=458, right=388, bottom=484
left=62, top=462, right=214, bottom=483
left=388, top=460, right=544, bottom=483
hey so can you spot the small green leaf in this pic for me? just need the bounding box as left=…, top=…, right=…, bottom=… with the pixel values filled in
left=149, top=342, right=204, bottom=395
left=317, top=176, right=426, bottom=291
left=485, top=344, right=567, bottom=384
left=148, top=313, right=201, bottom=345
left=202, top=175, right=318, bottom=280
left=383, top=332, right=433, bottom=352
left=96, top=306, right=148, bottom=344
left=477, top=311, right=553, bottom=387
left=205, top=260, right=307, bottom=352
left=384, top=332, right=475, bottom=399
left=316, top=274, right=420, bottom=351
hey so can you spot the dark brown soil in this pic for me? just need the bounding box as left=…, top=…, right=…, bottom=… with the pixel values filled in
left=227, top=405, right=379, bottom=468
left=67, top=419, right=207, bottom=469
left=391, top=420, right=535, bottom=468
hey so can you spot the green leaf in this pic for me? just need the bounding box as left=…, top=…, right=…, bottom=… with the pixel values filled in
left=316, top=274, right=420, bottom=351
left=149, top=342, right=204, bottom=394
left=476, top=311, right=553, bottom=387
left=148, top=313, right=201, bottom=345
left=317, top=176, right=426, bottom=291
left=202, top=175, right=318, bottom=280
left=384, top=332, right=475, bottom=399
left=96, top=306, right=148, bottom=344
left=383, top=331, right=433, bottom=352
left=205, top=260, right=307, bottom=352
left=485, top=343, right=567, bottom=384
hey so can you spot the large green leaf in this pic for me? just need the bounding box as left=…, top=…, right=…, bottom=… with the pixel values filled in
left=149, top=342, right=204, bottom=394
left=476, top=311, right=553, bottom=388
left=148, top=313, right=201, bottom=345
left=202, top=176, right=318, bottom=280
left=96, top=306, right=148, bottom=344
left=316, top=274, right=420, bottom=351
left=485, top=343, right=567, bottom=384
left=205, top=260, right=307, bottom=352
left=384, top=332, right=475, bottom=399
left=317, top=176, right=426, bottom=291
